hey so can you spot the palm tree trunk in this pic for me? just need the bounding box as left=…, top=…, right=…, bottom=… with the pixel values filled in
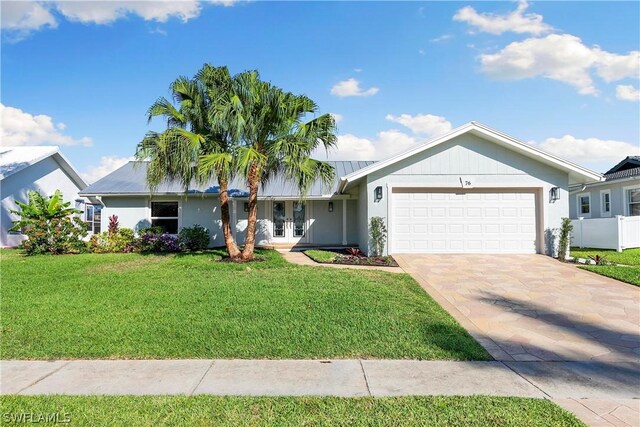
left=218, top=177, right=240, bottom=259
left=240, top=164, right=260, bottom=261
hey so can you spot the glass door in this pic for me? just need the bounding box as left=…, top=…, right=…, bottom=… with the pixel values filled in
left=271, top=201, right=307, bottom=244
left=272, top=201, right=287, bottom=242
left=291, top=202, right=306, bottom=243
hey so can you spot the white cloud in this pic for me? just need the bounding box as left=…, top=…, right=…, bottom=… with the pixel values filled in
left=385, top=113, right=452, bottom=137
left=330, top=113, right=343, bottom=123
left=0, top=103, right=92, bottom=147
left=596, top=50, right=640, bottom=82
left=314, top=130, right=419, bottom=161
left=1, top=0, right=237, bottom=39
left=54, top=1, right=203, bottom=25
left=81, top=155, right=134, bottom=184
left=330, top=78, right=379, bottom=97
left=480, top=34, right=640, bottom=95
left=538, top=135, right=639, bottom=164
left=616, top=85, right=640, bottom=102
left=430, top=34, right=453, bottom=43
left=0, top=1, right=57, bottom=41
left=454, top=1, right=552, bottom=36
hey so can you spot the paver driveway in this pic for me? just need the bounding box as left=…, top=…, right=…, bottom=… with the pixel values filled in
left=395, top=254, right=640, bottom=363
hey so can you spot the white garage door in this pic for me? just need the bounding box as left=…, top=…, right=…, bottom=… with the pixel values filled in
left=392, top=190, right=537, bottom=254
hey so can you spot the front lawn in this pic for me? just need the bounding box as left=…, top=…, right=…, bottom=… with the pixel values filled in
left=570, top=247, right=640, bottom=265
left=0, top=396, right=585, bottom=427
left=0, top=249, right=488, bottom=360
left=580, top=266, right=640, bottom=287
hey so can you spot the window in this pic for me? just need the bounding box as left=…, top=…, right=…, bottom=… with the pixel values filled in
left=151, top=202, right=179, bottom=233
left=85, top=204, right=102, bottom=234
left=601, top=191, right=611, bottom=217
left=577, top=193, right=590, bottom=216
left=628, top=188, right=640, bottom=216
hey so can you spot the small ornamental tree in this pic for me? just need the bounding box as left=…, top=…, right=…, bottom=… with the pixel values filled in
left=10, top=190, right=87, bottom=255
left=369, top=216, right=387, bottom=257
left=108, top=215, right=120, bottom=236
left=557, top=217, right=573, bottom=262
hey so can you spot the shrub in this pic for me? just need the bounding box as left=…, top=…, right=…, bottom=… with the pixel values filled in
left=10, top=190, right=87, bottom=255
left=345, top=247, right=363, bottom=257
left=588, top=254, right=608, bottom=265
left=557, top=217, right=573, bottom=262
left=369, top=216, right=387, bottom=257
left=107, top=215, right=120, bottom=236
left=134, top=227, right=180, bottom=253
left=89, top=228, right=135, bottom=253
left=178, top=225, right=210, bottom=251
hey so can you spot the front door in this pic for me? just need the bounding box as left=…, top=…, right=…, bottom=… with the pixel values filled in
left=271, top=201, right=307, bottom=244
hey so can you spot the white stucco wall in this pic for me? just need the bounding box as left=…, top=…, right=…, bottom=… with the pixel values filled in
left=363, top=133, right=570, bottom=255
left=1, top=156, right=86, bottom=247
left=100, top=195, right=225, bottom=247
left=569, top=178, right=640, bottom=219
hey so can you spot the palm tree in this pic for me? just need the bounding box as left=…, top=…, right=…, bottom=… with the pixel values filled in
left=136, top=64, right=241, bottom=258
left=214, top=71, right=338, bottom=260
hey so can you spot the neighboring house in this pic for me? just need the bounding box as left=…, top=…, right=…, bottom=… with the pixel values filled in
left=0, top=146, right=95, bottom=247
left=79, top=122, right=602, bottom=255
left=569, top=156, right=640, bottom=251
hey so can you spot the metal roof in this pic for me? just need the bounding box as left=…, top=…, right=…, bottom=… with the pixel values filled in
left=0, top=146, right=88, bottom=190
left=604, top=166, right=640, bottom=182
left=79, top=160, right=376, bottom=197
left=1, top=146, right=59, bottom=180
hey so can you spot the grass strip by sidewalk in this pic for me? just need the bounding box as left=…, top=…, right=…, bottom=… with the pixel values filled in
left=0, top=396, right=585, bottom=427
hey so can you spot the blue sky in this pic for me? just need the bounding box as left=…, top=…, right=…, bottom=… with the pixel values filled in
left=1, top=1, right=639, bottom=182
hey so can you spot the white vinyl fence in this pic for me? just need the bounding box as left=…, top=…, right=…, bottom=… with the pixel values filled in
left=571, top=216, right=640, bottom=252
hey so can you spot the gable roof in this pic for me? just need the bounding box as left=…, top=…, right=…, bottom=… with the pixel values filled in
left=0, top=146, right=88, bottom=190
left=339, top=121, right=603, bottom=191
left=605, top=156, right=640, bottom=175
left=79, top=160, right=375, bottom=197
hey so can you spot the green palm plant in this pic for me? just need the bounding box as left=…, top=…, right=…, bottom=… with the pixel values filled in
left=9, top=190, right=81, bottom=232
left=214, top=70, right=338, bottom=260
left=136, top=64, right=241, bottom=258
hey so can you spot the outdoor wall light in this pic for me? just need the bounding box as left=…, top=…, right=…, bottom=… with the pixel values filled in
left=550, top=187, right=560, bottom=202
left=244, top=202, right=249, bottom=212
left=328, top=201, right=334, bottom=212
left=374, top=186, right=383, bottom=202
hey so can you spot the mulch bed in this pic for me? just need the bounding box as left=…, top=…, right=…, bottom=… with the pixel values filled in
left=322, top=249, right=399, bottom=267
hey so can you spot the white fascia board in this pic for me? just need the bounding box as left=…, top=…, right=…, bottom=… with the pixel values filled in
left=339, top=122, right=603, bottom=192
left=52, top=151, right=89, bottom=190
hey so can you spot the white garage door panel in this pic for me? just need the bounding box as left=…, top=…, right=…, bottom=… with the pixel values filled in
left=392, top=191, right=537, bottom=254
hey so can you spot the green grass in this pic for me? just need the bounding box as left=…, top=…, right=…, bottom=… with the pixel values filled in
left=304, top=249, right=338, bottom=263
left=0, top=396, right=585, bottom=427
left=570, top=247, right=640, bottom=265
left=580, top=265, right=640, bottom=287
left=0, top=249, right=489, bottom=360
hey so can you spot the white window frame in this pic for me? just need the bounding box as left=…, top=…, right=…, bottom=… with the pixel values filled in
left=623, top=185, right=640, bottom=217
left=600, top=189, right=611, bottom=217
left=84, top=204, right=102, bottom=234
left=148, top=200, right=181, bottom=234
left=577, top=192, right=591, bottom=218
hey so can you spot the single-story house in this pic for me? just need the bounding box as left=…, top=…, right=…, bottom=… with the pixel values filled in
left=79, top=122, right=602, bottom=255
left=0, top=146, right=94, bottom=247
left=569, top=156, right=640, bottom=251
left=570, top=156, right=640, bottom=219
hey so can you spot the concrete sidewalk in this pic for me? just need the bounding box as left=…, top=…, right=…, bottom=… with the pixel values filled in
left=2, top=359, right=638, bottom=426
